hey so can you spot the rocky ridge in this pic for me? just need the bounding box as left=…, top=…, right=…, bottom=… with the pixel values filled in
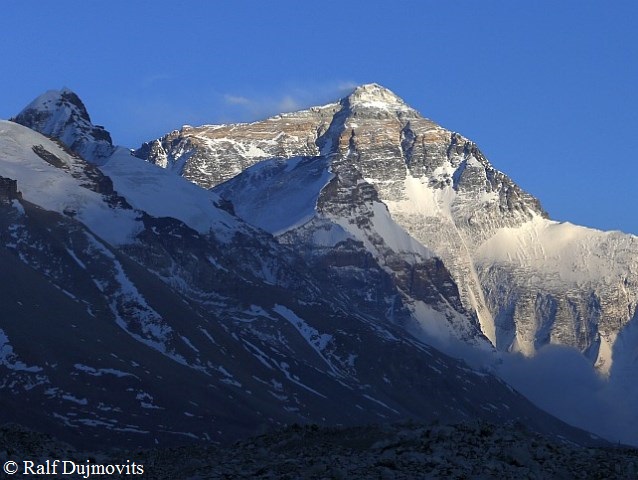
left=133, top=102, right=339, bottom=188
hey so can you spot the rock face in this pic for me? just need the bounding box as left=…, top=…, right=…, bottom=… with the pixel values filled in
left=0, top=176, right=20, bottom=202
left=135, top=83, right=638, bottom=378
left=133, top=103, right=337, bottom=188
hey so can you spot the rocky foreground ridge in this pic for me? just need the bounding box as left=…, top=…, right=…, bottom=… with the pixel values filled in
left=1, top=422, right=636, bottom=479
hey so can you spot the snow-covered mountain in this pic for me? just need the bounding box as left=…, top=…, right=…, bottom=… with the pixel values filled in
left=134, top=84, right=638, bottom=383
left=12, top=89, right=116, bottom=164
left=0, top=89, right=604, bottom=449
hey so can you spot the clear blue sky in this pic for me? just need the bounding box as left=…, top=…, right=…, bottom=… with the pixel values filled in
left=2, top=1, right=637, bottom=234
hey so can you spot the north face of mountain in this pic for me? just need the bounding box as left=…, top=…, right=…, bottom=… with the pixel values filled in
left=2, top=102, right=601, bottom=449
left=134, top=83, right=638, bottom=380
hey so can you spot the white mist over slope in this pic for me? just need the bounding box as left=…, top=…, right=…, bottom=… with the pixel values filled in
left=497, top=346, right=638, bottom=445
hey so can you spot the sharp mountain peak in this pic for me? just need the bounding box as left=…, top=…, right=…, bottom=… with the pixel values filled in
left=347, top=83, right=406, bottom=103
left=18, top=87, right=91, bottom=122
left=12, top=87, right=115, bottom=164
left=339, top=83, right=420, bottom=120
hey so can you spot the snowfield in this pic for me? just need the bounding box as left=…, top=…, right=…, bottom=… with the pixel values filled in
left=0, top=121, right=140, bottom=244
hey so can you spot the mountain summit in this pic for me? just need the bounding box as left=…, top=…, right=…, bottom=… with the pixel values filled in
left=342, top=83, right=419, bottom=117
left=12, top=88, right=115, bottom=163
left=134, top=83, right=548, bottom=348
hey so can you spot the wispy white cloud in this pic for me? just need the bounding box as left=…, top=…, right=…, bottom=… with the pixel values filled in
left=110, top=80, right=361, bottom=146
left=218, top=80, right=359, bottom=122
left=276, top=95, right=301, bottom=112
left=223, top=94, right=251, bottom=106
left=139, top=73, right=174, bottom=88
